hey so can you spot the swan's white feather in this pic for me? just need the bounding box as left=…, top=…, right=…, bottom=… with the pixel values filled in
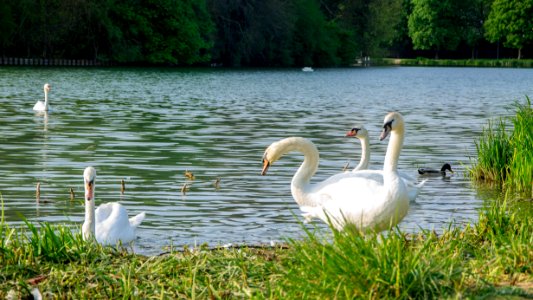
left=94, top=202, right=142, bottom=245
left=33, top=101, right=47, bottom=111
left=129, top=211, right=146, bottom=227
left=347, top=125, right=425, bottom=202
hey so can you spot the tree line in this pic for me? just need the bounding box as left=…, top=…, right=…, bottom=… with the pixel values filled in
left=0, top=0, right=531, bottom=67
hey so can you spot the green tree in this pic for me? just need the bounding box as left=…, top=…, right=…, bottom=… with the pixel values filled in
left=109, top=0, right=213, bottom=65
left=0, top=0, right=16, bottom=54
left=207, top=0, right=350, bottom=67
left=291, top=0, right=340, bottom=66
left=485, top=0, right=533, bottom=59
left=459, top=0, right=492, bottom=59
left=407, top=0, right=464, bottom=58
left=367, top=0, right=403, bottom=57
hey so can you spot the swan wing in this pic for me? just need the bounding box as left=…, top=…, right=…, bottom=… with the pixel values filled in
left=33, top=101, right=45, bottom=111
left=349, top=170, right=425, bottom=203
left=95, top=202, right=136, bottom=245
left=312, top=173, right=385, bottom=206
left=305, top=174, right=410, bottom=232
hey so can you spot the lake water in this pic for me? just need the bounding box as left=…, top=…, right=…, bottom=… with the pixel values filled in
left=1, top=66, right=532, bottom=255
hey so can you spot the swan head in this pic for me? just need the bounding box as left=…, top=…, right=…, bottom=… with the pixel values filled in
left=261, top=140, right=284, bottom=176
left=83, top=166, right=96, bottom=201
left=44, top=83, right=51, bottom=93
left=261, top=137, right=316, bottom=176
left=379, top=112, right=404, bottom=141
left=346, top=125, right=368, bottom=139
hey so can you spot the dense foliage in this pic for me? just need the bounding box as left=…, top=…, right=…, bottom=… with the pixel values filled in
left=0, top=0, right=532, bottom=66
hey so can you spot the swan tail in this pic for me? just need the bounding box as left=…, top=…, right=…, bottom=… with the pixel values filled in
left=129, top=212, right=146, bottom=228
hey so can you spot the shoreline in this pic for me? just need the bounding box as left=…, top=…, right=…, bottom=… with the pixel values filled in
left=374, top=58, right=533, bottom=68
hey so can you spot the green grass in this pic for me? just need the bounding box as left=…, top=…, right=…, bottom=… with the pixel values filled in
left=376, top=58, right=533, bottom=68
left=280, top=198, right=532, bottom=298
left=1, top=193, right=532, bottom=299
left=469, top=97, right=533, bottom=196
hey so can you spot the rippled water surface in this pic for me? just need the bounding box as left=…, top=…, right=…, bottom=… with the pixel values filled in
left=1, top=66, right=532, bottom=254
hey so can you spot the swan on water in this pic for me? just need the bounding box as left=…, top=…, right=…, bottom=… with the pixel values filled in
left=33, top=83, right=51, bottom=111
left=261, top=112, right=411, bottom=232
left=418, top=163, right=453, bottom=176
left=345, top=126, right=370, bottom=171
left=82, top=166, right=146, bottom=245
left=346, top=125, right=426, bottom=202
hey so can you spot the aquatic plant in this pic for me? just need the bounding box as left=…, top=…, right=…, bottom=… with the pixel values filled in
left=469, top=96, right=533, bottom=196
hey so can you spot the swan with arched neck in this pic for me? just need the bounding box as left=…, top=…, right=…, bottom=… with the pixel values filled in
left=82, top=167, right=145, bottom=245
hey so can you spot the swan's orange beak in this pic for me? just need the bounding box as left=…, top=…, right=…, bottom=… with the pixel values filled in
left=85, top=181, right=94, bottom=201
left=261, top=159, right=270, bottom=176
left=346, top=129, right=357, bottom=137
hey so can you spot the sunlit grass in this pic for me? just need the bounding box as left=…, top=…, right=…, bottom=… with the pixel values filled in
left=279, top=199, right=532, bottom=298
left=469, top=96, right=533, bottom=196
left=1, top=192, right=531, bottom=298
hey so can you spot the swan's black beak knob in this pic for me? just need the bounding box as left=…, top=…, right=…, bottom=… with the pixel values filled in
left=380, top=121, right=393, bottom=141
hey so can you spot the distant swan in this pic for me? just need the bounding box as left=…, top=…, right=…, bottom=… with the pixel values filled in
left=418, top=163, right=453, bottom=176
left=82, top=166, right=146, bottom=245
left=346, top=125, right=426, bottom=202
left=262, top=112, right=411, bottom=232
left=33, top=83, right=51, bottom=111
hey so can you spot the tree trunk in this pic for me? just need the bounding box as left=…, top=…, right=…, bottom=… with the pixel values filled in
left=518, top=48, right=522, bottom=59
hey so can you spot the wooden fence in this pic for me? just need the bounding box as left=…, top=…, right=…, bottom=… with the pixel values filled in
left=0, top=57, right=111, bottom=66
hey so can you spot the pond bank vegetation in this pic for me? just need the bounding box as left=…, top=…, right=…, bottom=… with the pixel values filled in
left=1, top=195, right=531, bottom=298
left=376, top=58, right=533, bottom=68
left=468, top=96, right=533, bottom=197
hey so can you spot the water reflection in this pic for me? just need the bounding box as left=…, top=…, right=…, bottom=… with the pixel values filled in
left=0, top=67, right=532, bottom=255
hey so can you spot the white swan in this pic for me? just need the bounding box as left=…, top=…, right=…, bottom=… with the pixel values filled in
left=346, top=125, right=426, bottom=202
left=261, top=112, right=410, bottom=232
left=33, top=83, right=51, bottom=111
left=82, top=166, right=146, bottom=245
left=345, top=126, right=370, bottom=171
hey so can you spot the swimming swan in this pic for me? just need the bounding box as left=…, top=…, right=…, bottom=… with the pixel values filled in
left=303, top=112, right=411, bottom=231
left=346, top=125, right=426, bottom=202
left=82, top=166, right=146, bottom=245
left=33, top=83, right=51, bottom=111
left=345, top=126, right=370, bottom=171
left=261, top=112, right=410, bottom=232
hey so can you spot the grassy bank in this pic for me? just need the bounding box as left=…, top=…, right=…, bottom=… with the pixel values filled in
left=375, top=58, right=533, bottom=68
left=1, top=197, right=531, bottom=299
left=469, top=97, right=533, bottom=196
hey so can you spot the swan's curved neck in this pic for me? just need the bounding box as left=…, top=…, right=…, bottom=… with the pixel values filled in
left=384, top=124, right=404, bottom=172
left=278, top=138, right=319, bottom=206
left=354, top=136, right=370, bottom=171
left=82, top=197, right=95, bottom=240
left=43, top=90, right=49, bottom=108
